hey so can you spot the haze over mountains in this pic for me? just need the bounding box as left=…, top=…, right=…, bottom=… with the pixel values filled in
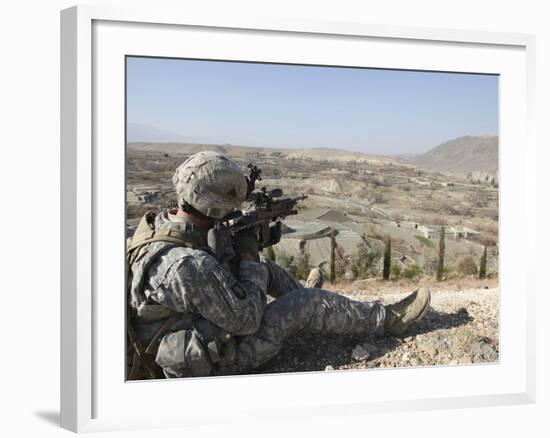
left=127, top=123, right=227, bottom=144
left=127, top=142, right=401, bottom=165
left=127, top=134, right=498, bottom=175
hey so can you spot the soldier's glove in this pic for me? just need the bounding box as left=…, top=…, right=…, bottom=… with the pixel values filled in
left=235, top=227, right=260, bottom=261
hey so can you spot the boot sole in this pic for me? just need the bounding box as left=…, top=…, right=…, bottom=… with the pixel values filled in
left=414, top=287, right=431, bottom=321
left=387, top=287, right=431, bottom=336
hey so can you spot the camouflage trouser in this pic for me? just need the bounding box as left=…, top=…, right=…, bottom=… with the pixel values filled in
left=233, top=259, right=386, bottom=371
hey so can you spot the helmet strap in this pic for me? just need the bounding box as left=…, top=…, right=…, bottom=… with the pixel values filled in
left=179, top=202, right=215, bottom=228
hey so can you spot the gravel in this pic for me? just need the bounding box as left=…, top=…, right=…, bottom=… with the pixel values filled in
left=254, top=287, right=499, bottom=374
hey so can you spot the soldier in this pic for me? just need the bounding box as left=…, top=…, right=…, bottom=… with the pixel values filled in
left=127, top=151, right=431, bottom=379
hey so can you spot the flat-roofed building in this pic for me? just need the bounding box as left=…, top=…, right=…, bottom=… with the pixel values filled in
left=418, top=225, right=480, bottom=240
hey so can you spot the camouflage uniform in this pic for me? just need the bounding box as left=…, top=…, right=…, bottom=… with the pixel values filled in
left=128, top=210, right=385, bottom=378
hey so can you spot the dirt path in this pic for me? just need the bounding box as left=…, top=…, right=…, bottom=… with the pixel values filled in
left=255, top=287, right=499, bottom=374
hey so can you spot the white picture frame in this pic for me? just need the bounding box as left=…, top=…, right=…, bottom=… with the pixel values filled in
left=60, top=5, right=537, bottom=433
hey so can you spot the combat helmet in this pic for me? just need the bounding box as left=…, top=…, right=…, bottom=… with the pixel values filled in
left=172, top=151, right=248, bottom=219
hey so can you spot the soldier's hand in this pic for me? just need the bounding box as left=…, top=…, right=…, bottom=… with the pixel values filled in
left=235, top=227, right=260, bottom=261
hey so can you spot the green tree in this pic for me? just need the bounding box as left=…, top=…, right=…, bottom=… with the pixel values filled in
left=479, top=245, right=488, bottom=279
left=383, top=237, right=391, bottom=280
left=436, top=226, right=446, bottom=281
left=330, top=229, right=337, bottom=283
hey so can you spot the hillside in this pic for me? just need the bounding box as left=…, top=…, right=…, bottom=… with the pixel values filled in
left=253, top=282, right=499, bottom=374
left=411, top=135, right=498, bottom=175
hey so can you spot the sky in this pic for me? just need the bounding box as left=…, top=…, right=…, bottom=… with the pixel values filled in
left=126, top=57, right=498, bottom=155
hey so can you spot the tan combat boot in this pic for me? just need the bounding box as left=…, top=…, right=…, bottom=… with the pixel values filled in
left=305, top=267, right=324, bottom=288
left=384, top=288, right=431, bottom=336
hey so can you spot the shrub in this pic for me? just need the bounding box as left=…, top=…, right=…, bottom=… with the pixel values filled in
left=423, top=256, right=439, bottom=275
left=403, top=264, right=422, bottom=279
left=293, top=252, right=311, bottom=281
left=390, top=262, right=401, bottom=278
left=458, top=256, right=478, bottom=276
left=351, top=241, right=380, bottom=279
left=334, top=252, right=349, bottom=281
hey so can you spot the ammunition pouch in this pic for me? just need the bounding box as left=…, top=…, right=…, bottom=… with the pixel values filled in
left=155, top=318, right=236, bottom=378
left=127, top=314, right=180, bottom=380
left=128, top=313, right=236, bottom=380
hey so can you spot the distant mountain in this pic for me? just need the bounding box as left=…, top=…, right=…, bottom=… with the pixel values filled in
left=127, top=142, right=401, bottom=165
left=411, top=135, right=498, bottom=175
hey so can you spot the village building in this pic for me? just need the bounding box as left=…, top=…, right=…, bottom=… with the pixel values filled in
left=417, top=225, right=480, bottom=240
left=126, top=184, right=175, bottom=206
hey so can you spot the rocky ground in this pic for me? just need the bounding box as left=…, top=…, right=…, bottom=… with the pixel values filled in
left=254, top=283, right=499, bottom=374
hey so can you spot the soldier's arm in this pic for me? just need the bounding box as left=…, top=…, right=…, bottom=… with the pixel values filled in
left=168, top=252, right=268, bottom=335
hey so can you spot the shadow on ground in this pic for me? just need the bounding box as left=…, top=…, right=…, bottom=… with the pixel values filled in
left=405, top=307, right=473, bottom=337
left=253, top=307, right=473, bottom=374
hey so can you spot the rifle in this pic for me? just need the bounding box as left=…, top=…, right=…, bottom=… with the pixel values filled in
left=207, top=163, right=307, bottom=264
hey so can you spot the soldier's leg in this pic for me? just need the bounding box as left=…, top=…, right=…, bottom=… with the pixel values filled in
left=260, top=257, right=304, bottom=298
left=235, top=288, right=385, bottom=370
